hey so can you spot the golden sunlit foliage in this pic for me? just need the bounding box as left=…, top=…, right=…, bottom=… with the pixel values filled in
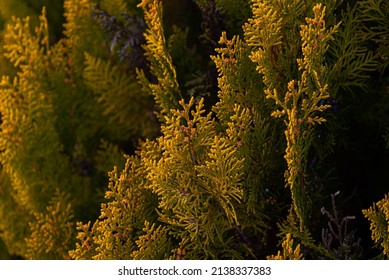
left=0, top=0, right=388, bottom=260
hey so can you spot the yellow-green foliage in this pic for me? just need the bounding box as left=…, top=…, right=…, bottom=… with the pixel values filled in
left=70, top=156, right=157, bottom=260
left=267, top=233, right=304, bottom=260
left=245, top=1, right=339, bottom=231
left=326, top=2, right=378, bottom=93
left=0, top=0, right=36, bottom=24
left=363, top=195, right=389, bottom=257
left=0, top=0, right=388, bottom=260
left=0, top=6, right=80, bottom=257
left=0, top=169, right=30, bottom=257
left=71, top=97, right=252, bottom=259
left=99, top=0, right=128, bottom=17
left=131, top=221, right=174, bottom=260
left=71, top=0, right=283, bottom=260
left=212, top=31, right=282, bottom=238
left=0, top=8, right=70, bottom=213
left=357, top=0, right=389, bottom=74
left=83, top=52, right=154, bottom=137
left=137, top=0, right=182, bottom=121
left=64, top=0, right=104, bottom=64
left=144, top=98, right=245, bottom=258
left=0, top=0, right=155, bottom=259
left=25, top=190, right=75, bottom=260
left=94, top=139, right=127, bottom=175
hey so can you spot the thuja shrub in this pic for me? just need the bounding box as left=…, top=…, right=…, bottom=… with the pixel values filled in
left=0, top=0, right=156, bottom=259
left=0, top=0, right=388, bottom=259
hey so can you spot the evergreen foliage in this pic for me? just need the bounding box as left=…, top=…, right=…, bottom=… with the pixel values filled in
left=0, top=0, right=388, bottom=260
left=363, top=194, right=389, bottom=257
left=266, top=233, right=303, bottom=260
left=245, top=1, right=339, bottom=232
left=0, top=0, right=155, bottom=259
left=137, top=0, right=182, bottom=121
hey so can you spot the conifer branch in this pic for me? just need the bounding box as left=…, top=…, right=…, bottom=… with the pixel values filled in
left=363, top=194, right=389, bottom=257
left=246, top=1, right=339, bottom=230
left=137, top=0, right=182, bottom=121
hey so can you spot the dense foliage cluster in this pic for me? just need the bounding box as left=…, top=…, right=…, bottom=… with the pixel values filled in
left=0, top=0, right=388, bottom=260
